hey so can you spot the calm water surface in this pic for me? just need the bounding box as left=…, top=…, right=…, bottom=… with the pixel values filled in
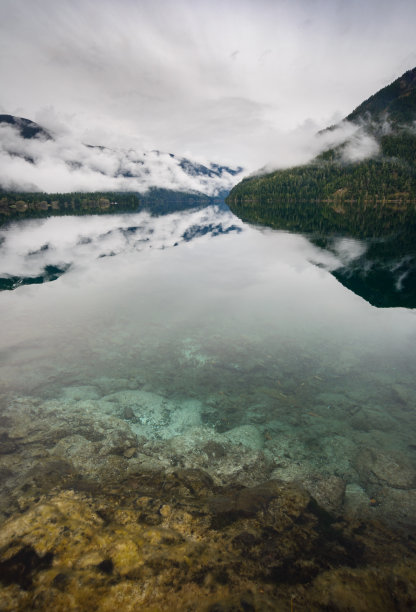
left=0, top=206, right=415, bottom=528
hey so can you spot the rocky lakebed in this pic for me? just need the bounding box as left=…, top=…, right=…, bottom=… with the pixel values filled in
left=0, top=380, right=415, bottom=611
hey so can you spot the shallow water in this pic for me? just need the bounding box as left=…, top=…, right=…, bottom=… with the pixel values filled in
left=0, top=206, right=415, bottom=529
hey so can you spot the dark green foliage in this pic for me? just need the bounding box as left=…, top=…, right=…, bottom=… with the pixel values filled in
left=227, top=154, right=416, bottom=238
left=380, top=132, right=416, bottom=165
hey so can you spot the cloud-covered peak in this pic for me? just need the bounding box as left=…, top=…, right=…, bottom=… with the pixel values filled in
left=0, top=115, right=243, bottom=195
left=0, top=114, right=51, bottom=141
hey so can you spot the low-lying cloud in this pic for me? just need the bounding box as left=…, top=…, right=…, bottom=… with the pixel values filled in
left=0, top=122, right=242, bottom=195
left=340, top=128, right=380, bottom=163
left=253, top=118, right=382, bottom=175
left=0, top=114, right=387, bottom=193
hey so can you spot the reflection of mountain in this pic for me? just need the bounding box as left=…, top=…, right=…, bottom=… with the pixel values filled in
left=182, top=222, right=241, bottom=242
left=227, top=67, right=416, bottom=236
left=320, top=234, right=416, bottom=308
left=0, top=264, right=70, bottom=291
left=333, top=261, right=416, bottom=309
left=138, top=188, right=228, bottom=215
left=0, top=207, right=242, bottom=291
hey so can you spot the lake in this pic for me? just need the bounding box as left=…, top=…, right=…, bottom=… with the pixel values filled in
left=1, top=205, right=415, bottom=609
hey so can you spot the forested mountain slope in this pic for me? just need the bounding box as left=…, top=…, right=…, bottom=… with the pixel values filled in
left=227, top=68, right=416, bottom=238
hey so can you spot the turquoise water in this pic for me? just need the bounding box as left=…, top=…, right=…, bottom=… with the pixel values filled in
left=0, top=206, right=415, bottom=528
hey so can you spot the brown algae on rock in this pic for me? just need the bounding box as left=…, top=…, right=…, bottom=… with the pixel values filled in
left=0, top=472, right=415, bottom=611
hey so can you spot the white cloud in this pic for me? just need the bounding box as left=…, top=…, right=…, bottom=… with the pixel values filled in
left=0, top=123, right=242, bottom=194
left=0, top=0, right=415, bottom=170
left=340, top=129, right=380, bottom=163
left=251, top=118, right=382, bottom=174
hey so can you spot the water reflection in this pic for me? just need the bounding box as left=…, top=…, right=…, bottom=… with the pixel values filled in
left=0, top=208, right=242, bottom=288
left=2, top=207, right=416, bottom=310
left=328, top=235, right=416, bottom=308
left=0, top=206, right=415, bottom=534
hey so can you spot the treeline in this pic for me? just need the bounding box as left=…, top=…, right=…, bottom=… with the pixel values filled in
left=227, top=132, right=416, bottom=239
left=0, top=189, right=222, bottom=225
left=0, top=192, right=141, bottom=224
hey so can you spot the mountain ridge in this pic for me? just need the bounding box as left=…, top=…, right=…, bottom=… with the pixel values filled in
left=346, top=67, right=416, bottom=125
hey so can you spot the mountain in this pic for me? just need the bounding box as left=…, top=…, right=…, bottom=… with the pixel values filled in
left=346, top=67, right=416, bottom=125
left=226, top=67, right=416, bottom=238
left=0, top=114, right=51, bottom=140
left=0, top=114, right=243, bottom=221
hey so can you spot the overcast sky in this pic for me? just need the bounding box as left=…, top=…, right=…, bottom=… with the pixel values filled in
left=1, top=0, right=416, bottom=170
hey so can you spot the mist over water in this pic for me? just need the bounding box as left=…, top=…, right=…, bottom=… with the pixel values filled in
left=1, top=206, right=416, bottom=532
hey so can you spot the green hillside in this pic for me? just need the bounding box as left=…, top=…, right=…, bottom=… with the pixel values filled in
left=227, top=68, right=416, bottom=238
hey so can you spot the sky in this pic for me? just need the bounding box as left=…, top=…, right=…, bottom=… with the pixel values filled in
left=1, top=0, right=416, bottom=174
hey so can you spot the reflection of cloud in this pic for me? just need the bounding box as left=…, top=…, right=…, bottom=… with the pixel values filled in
left=3, top=203, right=364, bottom=297
left=330, top=237, right=367, bottom=266
left=0, top=122, right=242, bottom=195
left=303, top=236, right=368, bottom=273
left=0, top=207, right=243, bottom=281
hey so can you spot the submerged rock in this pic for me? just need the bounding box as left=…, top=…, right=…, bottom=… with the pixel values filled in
left=1, top=387, right=416, bottom=609
left=221, top=424, right=264, bottom=450
left=60, top=386, right=101, bottom=401
left=298, top=474, right=346, bottom=514
left=354, top=447, right=416, bottom=489
left=0, top=434, right=17, bottom=455
left=0, top=474, right=415, bottom=611
left=343, top=483, right=372, bottom=519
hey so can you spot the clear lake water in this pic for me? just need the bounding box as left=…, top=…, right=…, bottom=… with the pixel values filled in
left=0, top=205, right=415, bottom=529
